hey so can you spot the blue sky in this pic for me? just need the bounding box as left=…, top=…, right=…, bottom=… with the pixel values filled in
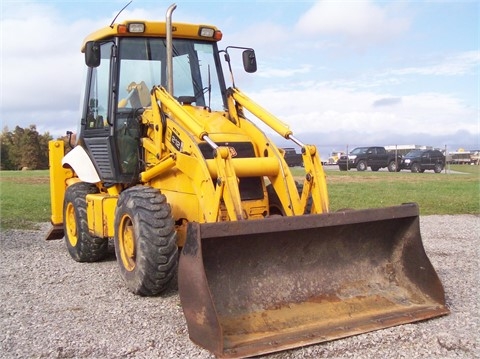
left=1, top=0, right=479, bottom=156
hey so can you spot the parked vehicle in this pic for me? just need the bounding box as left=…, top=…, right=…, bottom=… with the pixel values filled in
left=448, top=150, right=480, bottom=165
left=327, top=151, right=346, bottom=165
left=400, top=149, right=445, bottom=173
left=338, top=146, right=401, bottom=172
left=282, top=147, right=303, bottom=167
left=471, top=151, right=480, bottom=165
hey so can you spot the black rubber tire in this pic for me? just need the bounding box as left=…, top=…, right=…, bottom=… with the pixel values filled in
left=387, top=161, right=398, bottom=172
left=267, top=182, right=312, bottom=216
left=434, top=163, right=443, bottom=173
left=411, top=163, right=421, bottom=173
left=296, top=182, right=313, bottom=214
left=338, top=165, right=348, bottom=171
left=63, top=182, right=108, bottom=262
left=356, top=160, right=367, bottom=171
left=267, top=184, right=285, bottom=216
left=114, top=186, right=178, bottom=296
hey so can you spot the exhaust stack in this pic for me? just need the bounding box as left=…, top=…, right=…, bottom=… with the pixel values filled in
left=166, top=3, right=177, bottom=95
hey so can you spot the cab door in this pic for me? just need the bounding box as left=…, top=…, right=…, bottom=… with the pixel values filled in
left=79, top=41, right=139, bottom=184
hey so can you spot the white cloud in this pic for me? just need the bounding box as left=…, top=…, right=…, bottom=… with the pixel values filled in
left=388, top=51, right=480, bottom=77
left=1, top=0, right=476, bottom=151
left=296, top=1, right=410, bottom=48
left=256, top=64, right=312, bottom=78
left=1, top=4, right=114, bottom=135
left=221, top=21, right=291, bottom=53
left=245, top=82, right=476, bottom=142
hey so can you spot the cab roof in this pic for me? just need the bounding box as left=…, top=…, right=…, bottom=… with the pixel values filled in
left=81, top=21, right=221, bottom=52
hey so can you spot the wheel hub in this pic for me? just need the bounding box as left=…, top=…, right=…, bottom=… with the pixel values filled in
left=65, top=202, right=78, bottom=247
left=119, top=215, right=136, bottom=271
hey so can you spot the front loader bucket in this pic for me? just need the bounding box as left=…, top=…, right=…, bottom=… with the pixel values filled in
left=178, top=203, right=449, bottom=358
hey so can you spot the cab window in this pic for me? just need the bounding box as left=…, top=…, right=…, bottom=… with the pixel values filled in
left=86, top=42, right=111, bottom=129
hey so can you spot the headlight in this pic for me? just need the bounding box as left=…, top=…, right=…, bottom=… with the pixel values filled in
left=128, top=23, right=145, bottom=33
left=199, top=27, right=223, bottom=40
left=199, top=27, right=215, bottom=37
left=404, top=159, right=411, bottom=164
left=348, top=155, right=357, bottom=160
left=117, top=23, right=146, bottom=34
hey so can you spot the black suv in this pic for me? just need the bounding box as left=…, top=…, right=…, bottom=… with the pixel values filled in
left=400, top=149, right=445, bottom=173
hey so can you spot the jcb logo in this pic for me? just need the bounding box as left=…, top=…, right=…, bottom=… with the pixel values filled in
left=228, top=147, right=237, bottom=158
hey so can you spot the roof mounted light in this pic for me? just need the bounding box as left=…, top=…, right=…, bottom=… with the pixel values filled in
left=128, top=23, right=145, bottom=33
left=199, top=27, right=215, bottom=38
left=117, top=24, right=128, bottom=34
left=199, top=26, right=222, bottom=40
left=213, top=30, right=223, bottom=41
left=117, top=23, right=145, bottom=34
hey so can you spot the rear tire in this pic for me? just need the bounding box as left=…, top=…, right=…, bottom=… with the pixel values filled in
left=114, top=186, right=178, bottom=296
left=63, top=182, right=108, bottom=262
left=434, top=163, right=443, bottom=173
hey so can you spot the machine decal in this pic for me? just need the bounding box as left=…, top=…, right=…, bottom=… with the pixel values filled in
left=171, top=131, right=183, bottom=152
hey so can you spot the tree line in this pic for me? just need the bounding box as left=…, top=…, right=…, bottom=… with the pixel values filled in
left=0, top=125, right=66, bottom=170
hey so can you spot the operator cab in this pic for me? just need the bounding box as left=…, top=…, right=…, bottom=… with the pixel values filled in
left=80, top=29, right=227, bottom=183
left=78, top=21, right=256, bottom=185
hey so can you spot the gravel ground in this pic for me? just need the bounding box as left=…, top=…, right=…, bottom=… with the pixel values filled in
left=1, top=215, right=478, bottom=359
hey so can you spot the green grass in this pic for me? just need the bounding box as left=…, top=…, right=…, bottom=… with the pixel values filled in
left=0, top=170, right=50, bottom=230
left=294, top=164, right=480, bottom=215
left=1, top=165, right=479, bottom=230
left=327, top=173, right=479, bottom=214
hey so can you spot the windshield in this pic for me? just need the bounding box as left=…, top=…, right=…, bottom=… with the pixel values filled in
left=118, top=37, right=225, bottom=110
left=405, top=150, right=423, bottom=158
left=350, top=147, right=368, bottom=155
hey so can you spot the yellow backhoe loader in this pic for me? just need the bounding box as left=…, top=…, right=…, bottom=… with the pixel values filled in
left=45, top=4, right=448, bottom=358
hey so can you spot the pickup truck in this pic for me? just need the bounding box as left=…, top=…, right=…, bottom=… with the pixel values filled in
left=337, top=146, right=401, bottom=172
left=282, top=148, right=303, bottom=167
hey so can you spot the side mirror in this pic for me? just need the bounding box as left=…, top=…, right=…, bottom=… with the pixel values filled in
left=242, top=49, right=257, bottom=73
left=85, top=41, right=101, bottom=68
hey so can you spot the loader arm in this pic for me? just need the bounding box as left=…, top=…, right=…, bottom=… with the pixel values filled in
left=301, top=144, right=329, bottom=213
left=228, top=87, right=329, bottom=214
left=139, top=86, right=245, bottom=222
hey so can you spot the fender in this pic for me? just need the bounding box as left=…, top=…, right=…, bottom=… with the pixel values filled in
left=62, top=145, right=101, bottom=183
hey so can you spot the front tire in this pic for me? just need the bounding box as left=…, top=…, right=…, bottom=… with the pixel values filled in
left=356, top=160, right=367, bottom=171
left=63, top=182, right=108, bottom=262
left=267, top=184, right=285, bottom=216
left=267, top=182, right=312, bottom=216
left=411, top=163, right=421, bottom=173
left=114, top=186, right=178, bottom=296
left=387, top=161, right=398, bottom=172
